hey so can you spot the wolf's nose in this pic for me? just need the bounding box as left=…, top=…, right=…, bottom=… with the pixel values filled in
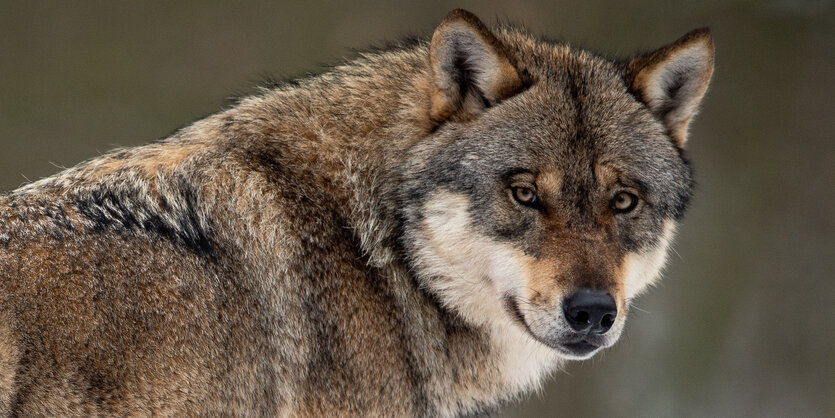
left=563, top=289, right=617, bottom=335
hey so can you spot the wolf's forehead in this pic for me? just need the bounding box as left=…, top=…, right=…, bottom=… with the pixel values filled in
left=493, top=82, right=656, bottom=155
left=496, top=62, right=643, bottom=129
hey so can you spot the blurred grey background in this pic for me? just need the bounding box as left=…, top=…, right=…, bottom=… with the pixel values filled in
left=1, top=1, right=832, bottom=416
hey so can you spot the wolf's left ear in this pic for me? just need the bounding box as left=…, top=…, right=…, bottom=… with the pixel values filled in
left=627, top=28, right=714, bottom=147
left=428, top=9, right=527, bottom=124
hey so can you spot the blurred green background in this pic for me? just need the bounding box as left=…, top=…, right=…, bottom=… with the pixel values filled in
left=1, top=1, right=832, bottom=416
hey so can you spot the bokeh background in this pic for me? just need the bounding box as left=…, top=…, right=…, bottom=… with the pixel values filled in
left=1, top=1, right=832, bottom=416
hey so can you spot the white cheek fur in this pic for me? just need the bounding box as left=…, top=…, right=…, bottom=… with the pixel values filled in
left=413, top=191, right=525, bottom=325
left=622, top=220, right=678, bottom=299
left=412, top=191, right=560, bottom=392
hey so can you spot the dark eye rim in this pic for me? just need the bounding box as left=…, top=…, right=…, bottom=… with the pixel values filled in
left=509, top=186, right=541, bottom=208
left=611, top=191, right=639, bottom=214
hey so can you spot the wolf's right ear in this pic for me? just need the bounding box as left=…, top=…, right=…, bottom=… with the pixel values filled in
left=627, top=28, right=714, bottom=147
left=428, top=9, right=527, bottom=124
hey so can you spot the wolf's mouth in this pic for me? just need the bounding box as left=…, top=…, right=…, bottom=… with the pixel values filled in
left=502, top=294, right=528, bottom=328
left=503, top=295, right=607, bottom=357
left=502, top=295, right=561, bottom=349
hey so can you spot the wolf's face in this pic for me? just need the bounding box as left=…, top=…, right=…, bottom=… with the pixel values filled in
left=401, top=10, right=712, bottom=360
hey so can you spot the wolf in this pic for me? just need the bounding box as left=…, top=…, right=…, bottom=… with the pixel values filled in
left=0, top=9, right=713, bottom=416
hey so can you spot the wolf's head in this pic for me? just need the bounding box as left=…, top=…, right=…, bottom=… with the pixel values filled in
left=400, top=10, right=713, bottom=360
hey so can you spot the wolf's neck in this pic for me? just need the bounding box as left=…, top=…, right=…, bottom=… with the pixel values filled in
left=225, top=49, right=436, bottom=266
left=375, top=263, right=559, bottom=415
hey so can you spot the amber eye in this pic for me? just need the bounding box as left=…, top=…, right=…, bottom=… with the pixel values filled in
left=611, top=191, right=638, bottom=213
left=511, top=186, right=538, bottom=206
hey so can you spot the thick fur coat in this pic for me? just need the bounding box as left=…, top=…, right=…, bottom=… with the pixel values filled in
left=0, top=10, right=713, bottom=416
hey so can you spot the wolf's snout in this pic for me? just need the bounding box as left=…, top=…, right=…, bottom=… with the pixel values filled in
left=563, top=289, right=617, bottom=335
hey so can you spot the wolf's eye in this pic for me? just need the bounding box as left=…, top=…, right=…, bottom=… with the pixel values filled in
left=611, top=192, right=638, bottom=213
left=511, top=186, right=538, bottom=206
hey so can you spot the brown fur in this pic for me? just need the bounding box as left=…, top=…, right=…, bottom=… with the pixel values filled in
left=0, top=9, right=713, bottom=416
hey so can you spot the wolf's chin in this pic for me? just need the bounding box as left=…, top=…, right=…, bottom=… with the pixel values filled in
left=555, top=341, right=603, bottom=360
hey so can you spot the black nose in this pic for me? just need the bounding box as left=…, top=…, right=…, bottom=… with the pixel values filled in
left=563, top=289, right=617, bottom=335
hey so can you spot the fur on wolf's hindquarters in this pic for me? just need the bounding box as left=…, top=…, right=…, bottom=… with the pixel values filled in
left=0, top=8, right=713, bottom=417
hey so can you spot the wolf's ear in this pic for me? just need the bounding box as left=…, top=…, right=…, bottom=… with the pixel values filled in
left=428, top=9, right=527, bottom=124
left=627, top=28, right=714, bottom=147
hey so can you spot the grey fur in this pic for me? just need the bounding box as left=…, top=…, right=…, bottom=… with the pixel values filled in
left=0, top=10, right=712, bottom=417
